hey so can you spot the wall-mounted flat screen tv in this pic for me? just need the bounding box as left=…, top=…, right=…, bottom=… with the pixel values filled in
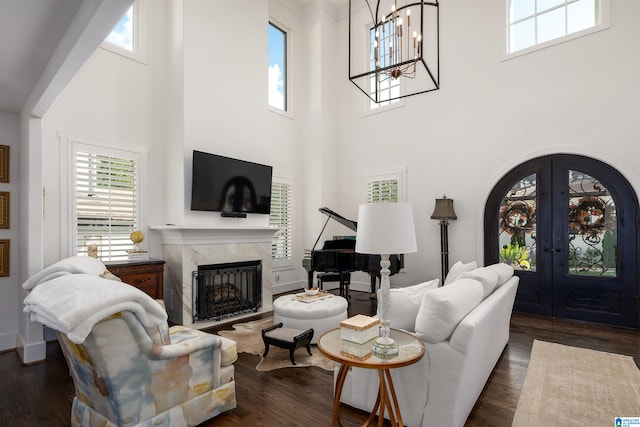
left=191, top=150, right=273, bottom=216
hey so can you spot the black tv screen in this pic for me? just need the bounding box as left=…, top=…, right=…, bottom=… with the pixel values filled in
left=191, top=150, right=273, bottom=215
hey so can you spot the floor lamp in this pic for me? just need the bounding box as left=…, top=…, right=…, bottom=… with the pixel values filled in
left=431, top=195, right=457, bottom=284
left=356, top=202, right=417, bottom=358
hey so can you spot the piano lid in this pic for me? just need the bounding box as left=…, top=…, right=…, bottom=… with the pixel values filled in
left=319, top=207, right=357, bottom=232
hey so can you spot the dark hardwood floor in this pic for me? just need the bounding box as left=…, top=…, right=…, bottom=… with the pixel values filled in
left=1, top=290, right=638, bottom=426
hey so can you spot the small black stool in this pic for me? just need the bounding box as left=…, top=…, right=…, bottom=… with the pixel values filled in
left=262, top=323, right=314, bottom=365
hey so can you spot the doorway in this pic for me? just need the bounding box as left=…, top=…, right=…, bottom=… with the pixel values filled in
left=484, top=154, right=638, bottom=328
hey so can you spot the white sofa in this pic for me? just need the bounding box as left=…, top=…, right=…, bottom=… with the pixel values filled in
left=337, top=262, right=519, bottom=427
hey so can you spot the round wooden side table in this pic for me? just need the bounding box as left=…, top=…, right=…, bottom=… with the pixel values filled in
left=318, top=328, right=425, bottom=427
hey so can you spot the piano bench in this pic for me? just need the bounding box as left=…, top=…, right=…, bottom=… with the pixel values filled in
left=262, top=323, right=314, bottom=365
left=317, top=272, right=351, bottom=299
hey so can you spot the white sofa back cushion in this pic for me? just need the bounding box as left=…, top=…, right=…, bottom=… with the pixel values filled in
left=414, top=278, right=484, bottom=343
left=379, top=279, right=439, bottom=331
left=485, top=263, right=515, bottom=287
left=444, top=260, right=477, bottom=285
left=458, top=267, right=499, bottom=299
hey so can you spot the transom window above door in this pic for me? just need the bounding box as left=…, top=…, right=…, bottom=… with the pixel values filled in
left=506, top=0, right=610, bottom=56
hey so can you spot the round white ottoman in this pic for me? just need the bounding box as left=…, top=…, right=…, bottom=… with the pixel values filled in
left=273, top=294, right=348, bottom=344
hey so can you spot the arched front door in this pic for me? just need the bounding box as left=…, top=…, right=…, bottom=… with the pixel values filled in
left=484, top=154, right=638, bottom=328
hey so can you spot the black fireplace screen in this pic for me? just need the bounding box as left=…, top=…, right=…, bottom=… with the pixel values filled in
left=193, top=260, right=262, bottom=322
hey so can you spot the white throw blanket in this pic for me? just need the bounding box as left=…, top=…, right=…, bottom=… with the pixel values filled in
left=23, top=273, right=168, bottom=344
left=22, top=256, right=109, bottom=290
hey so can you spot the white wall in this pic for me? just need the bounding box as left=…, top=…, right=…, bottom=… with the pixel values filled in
left=335, top=0, right=640, bottom=287
left=42, top=0, right=168, bottom=264
left=0, top=112, right=20, bottom=351
left=175, top=0, right=270, bottom=229
left=8, top=0, right=640, bottom=353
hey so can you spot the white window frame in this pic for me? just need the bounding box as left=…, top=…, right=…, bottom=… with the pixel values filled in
left=268, top=19, right=292, bottom=118
left=59, top=132, right=148, bottom=260
left=101, top=0, right=148, bottom=64
left=270, top=174, right=294, bottom=269
left=365, top=21, right=406, bottom=115
left=504, top=0, right=610, bottom=60
left=362, top=166, right=408, bottom=203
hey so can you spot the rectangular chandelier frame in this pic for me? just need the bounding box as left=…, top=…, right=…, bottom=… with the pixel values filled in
left=349, top=0, right=440, bottom=104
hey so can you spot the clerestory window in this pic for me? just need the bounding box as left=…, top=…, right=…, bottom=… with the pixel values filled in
left=102, top=0, right=147, bottom=62
left=369, top=21, right=400, bottom=110
left=507, top=0, right=609, bottom=56
left=268, top=22, right=287, bottom=112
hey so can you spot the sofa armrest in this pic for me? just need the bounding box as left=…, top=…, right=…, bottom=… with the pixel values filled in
left=449, top=277, right=518, bottom=354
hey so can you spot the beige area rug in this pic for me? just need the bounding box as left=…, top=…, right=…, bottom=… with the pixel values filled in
left=218, top=317, right=337, bottom=372
left=512, top=340, right=640, bottom=426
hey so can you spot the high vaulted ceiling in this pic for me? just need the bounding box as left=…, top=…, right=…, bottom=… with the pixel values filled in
left=0, top=0, right=346, bottom=116
left=0, top=0, right=83, bottom=114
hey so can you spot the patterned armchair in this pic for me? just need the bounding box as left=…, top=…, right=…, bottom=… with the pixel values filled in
left=56, top=308, right=237, bottom=426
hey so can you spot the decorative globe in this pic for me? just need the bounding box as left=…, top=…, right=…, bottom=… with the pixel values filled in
left=130, top=230, right=144, bottom=244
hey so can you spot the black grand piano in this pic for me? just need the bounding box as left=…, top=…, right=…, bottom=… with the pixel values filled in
left=302, top=207, right=403, bottom=298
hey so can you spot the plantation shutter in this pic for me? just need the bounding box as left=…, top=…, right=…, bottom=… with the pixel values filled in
left=75, top=148, right=139, bottom=261
left=367, top=178, right=399, bottom=203
left=270, top=179, right=292, bottom=260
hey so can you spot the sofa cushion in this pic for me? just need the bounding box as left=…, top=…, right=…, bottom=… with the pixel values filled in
left=444, top=260, right=477, bottom=285
left=458, top=267, right=499, bottom=299
left=485, top=263, right=515, bottom=287
left=414, top=278, right=483, bottom=343
left=379, top=279, right=439, bottom=331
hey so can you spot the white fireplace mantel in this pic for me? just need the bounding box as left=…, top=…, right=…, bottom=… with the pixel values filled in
left=150, top=225, right=279, bottom=245
left=150, top=224, right=277, bottom=329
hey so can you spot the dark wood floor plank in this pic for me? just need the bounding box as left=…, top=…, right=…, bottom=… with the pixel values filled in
left=1, top=290, right=638, bottom=426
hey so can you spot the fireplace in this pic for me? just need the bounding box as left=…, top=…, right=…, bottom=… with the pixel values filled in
left=150, top=225, right=276, bottom=329
left=193, top=261, right=262, bottom=322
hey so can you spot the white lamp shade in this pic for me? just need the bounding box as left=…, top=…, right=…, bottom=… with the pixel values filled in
left=355, top=202, right=418, bottom=255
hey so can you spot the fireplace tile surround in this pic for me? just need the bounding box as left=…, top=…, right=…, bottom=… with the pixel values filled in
left=150, top=225, right=277, bottom=329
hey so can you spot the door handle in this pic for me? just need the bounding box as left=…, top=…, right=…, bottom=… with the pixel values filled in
left=555, top=248, right=561, bottom=252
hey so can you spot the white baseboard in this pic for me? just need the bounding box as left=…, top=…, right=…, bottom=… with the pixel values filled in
left=15, top=334, right=46, bottom=364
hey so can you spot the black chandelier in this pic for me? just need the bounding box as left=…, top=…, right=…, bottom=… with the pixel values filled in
left=349, top=0, right=440, bottom=104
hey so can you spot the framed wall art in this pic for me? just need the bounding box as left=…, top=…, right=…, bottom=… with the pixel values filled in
left=0, top=145, right=8, bottom=183
left=0, top=239, right=9, bottom=277
left=0, top=192, right=8, bottom=229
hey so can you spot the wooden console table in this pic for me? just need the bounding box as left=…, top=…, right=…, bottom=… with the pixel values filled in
left=318, top=328, right=425, bottom=427
left=105, top=259, right=166, bottom=299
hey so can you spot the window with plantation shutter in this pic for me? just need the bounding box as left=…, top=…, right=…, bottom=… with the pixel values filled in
left=269, top=177, right=293, bottom=261
left=74, top=145, right=139, bottom=261
left=364, top=167, right=407, bottom=203
left=368, top=179, right=399, bottom=203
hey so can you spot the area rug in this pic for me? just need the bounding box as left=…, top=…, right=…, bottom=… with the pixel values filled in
left=218, top=317, right=337, bottom=372
left=512, top=340, right=640, bottom=426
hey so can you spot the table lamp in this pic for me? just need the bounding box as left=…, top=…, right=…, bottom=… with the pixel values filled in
left=356, top=202, right=417, bottom=358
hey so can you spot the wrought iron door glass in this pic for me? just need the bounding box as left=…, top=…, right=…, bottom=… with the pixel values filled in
left=498, top=173, right=537, bottom=272
left=567, top=170, right=617, bottom=277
